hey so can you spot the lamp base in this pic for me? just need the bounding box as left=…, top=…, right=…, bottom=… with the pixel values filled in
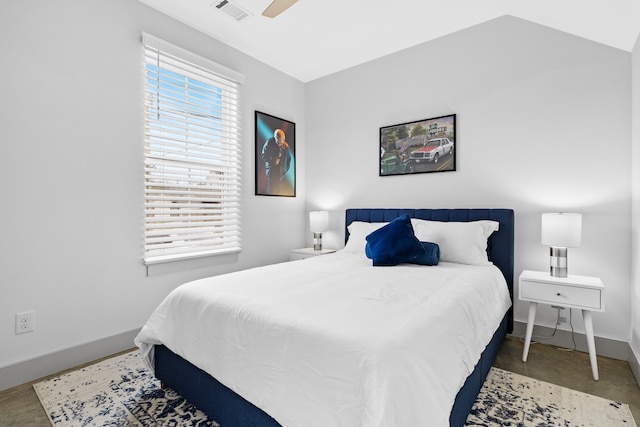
left=549, top=246, right=568, bottom=278
left=313, top=232, right=323, bottom=251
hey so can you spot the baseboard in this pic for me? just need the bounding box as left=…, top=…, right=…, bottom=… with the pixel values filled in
left=0, top=328, right=140, bottom=392
left=511, top=320, right=630, bottom=361
left=629, top=345, right=640, bottom=386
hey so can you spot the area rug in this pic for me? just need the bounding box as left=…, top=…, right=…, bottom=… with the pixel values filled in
left=34, top=350, right=636, bottom=427
left=467, top=367, right=636, bottom=426
left=34, top=351, right=217, bottom=427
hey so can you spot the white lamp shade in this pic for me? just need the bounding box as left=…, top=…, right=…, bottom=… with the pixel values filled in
left=541, top=213, right=582, bottom=247
left=309, top=211, right=329, bottom=233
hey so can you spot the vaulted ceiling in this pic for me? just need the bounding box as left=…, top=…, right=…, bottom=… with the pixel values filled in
left=138, top=0, right=640, bottom=82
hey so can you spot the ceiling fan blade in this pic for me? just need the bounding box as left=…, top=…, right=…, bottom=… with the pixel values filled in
left=262, top=0, right=298, bottom=18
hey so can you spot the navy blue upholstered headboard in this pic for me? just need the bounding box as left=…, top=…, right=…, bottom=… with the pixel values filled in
left=345, top=208, right=514, bottom=333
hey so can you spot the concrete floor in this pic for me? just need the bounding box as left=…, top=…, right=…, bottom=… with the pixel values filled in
left=0, top=337, right=638, bottom=426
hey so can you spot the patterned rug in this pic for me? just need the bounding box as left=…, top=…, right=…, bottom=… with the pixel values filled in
left=467, top=368, right=636, bottom=426
left=34, top=350, right=636, bottom=427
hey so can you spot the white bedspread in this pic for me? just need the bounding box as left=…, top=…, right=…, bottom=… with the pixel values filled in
left=135, top=251, right=511, bottom=427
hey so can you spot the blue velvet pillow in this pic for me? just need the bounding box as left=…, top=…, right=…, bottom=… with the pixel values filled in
left=411, top=241, right=440, bottom=266
left=365, top=215, right=426, bottom=266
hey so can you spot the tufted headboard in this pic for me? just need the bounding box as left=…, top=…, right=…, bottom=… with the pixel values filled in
left=345, top=208, right=514, bottom=333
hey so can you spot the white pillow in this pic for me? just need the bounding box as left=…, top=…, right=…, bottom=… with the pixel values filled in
left=410, top=219, right=499, bottom=265
left=344, top=221, right=388, bottom=252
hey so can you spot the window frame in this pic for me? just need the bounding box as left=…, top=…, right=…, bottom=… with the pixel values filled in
left=142, top=33, right=244, bottom=265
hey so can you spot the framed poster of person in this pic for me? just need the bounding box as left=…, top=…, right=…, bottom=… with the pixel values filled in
left=255, top=111, right=296, bottom=197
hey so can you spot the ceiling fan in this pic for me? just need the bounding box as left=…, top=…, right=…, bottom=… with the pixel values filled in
left=262, top=0, right=298, bottom=18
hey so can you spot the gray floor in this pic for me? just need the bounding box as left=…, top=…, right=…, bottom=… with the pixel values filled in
left=0, top=337, right=638, bottom=426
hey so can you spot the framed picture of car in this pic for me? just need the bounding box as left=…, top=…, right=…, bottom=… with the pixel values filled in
left=379, top=114, right=456, bottom=176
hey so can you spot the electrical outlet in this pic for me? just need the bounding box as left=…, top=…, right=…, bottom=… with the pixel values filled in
left=15, top=311, right=35, bottom=334
left=559, top=316, right=567, bottom=323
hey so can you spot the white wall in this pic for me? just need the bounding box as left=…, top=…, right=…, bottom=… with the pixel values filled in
left=0, top=0, right=306, bottom=386
left=306, top=16, right=632, bottom=344
left=631, top=33, right=640, bottom=364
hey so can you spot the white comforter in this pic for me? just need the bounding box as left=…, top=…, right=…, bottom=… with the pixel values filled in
left=135, top=251, right=511, bottom=427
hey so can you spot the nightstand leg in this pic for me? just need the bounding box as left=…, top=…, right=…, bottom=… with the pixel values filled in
left=582, top=309, right=599, bottom=381
left=522, top=302, right=537, bottom=362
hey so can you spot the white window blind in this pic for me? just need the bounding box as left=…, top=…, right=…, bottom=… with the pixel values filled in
left=142, top=34, right=243, bottom=265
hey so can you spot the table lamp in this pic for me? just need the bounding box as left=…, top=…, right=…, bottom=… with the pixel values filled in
left=541, top=212, right=582, bottom=277
left=309, top=211, right=329, bottom=251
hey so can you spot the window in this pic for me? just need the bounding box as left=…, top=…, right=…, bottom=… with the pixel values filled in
left=142, top=34, right=243, bottom=265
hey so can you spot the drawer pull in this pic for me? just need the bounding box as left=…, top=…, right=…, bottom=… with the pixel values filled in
left=557, top=292, right=561, bottom=296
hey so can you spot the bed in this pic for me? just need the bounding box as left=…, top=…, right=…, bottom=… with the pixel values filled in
left=136, top=208, right=514, bottom=427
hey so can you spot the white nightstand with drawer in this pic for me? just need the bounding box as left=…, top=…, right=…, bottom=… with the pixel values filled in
left=519, top=270, right=604, bottom=380
left=289, top=248, right=336, bottom=261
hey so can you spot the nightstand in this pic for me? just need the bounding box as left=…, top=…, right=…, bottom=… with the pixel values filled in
left=289, top=248, right=336, bottom=261
left=519, top=270, right=604, bottom=380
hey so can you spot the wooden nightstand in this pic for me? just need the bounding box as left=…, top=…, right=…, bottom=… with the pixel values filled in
left=519, top=270, right=604, bottom=380
left=289, top=248, right=336, bottom=261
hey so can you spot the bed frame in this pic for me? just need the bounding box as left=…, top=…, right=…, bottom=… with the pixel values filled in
left=154, top=208, right=514, bottom=427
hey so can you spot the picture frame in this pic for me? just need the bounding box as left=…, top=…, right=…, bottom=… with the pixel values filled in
left=255, top=111, right=296, bottom=197
left=379, top=114, right=456, bottom=176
